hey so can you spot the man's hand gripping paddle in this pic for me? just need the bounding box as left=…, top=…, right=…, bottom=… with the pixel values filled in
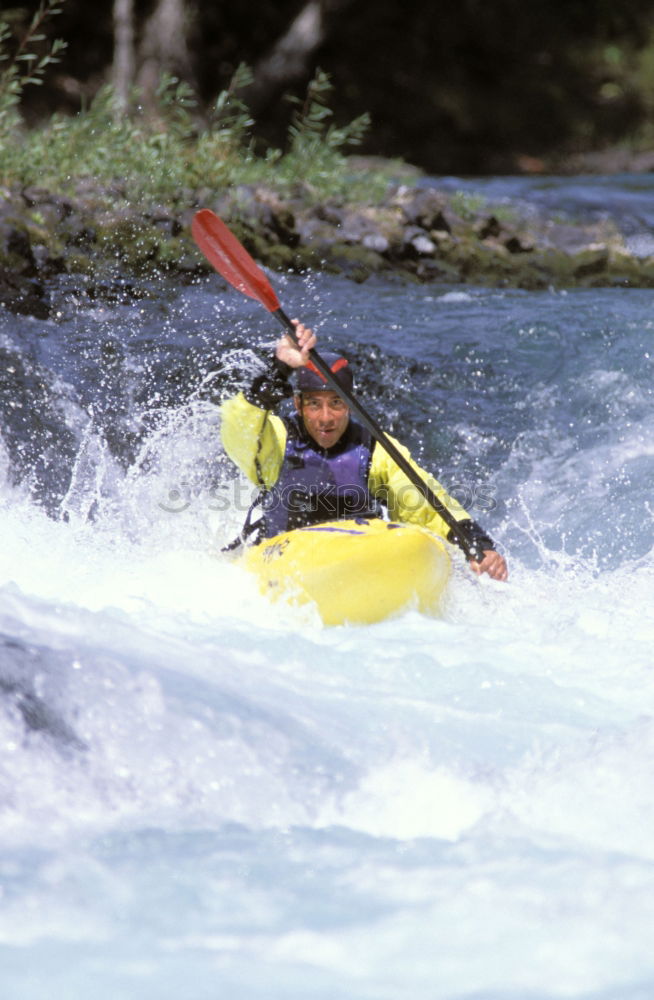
left=191, top=208, right=485, bottom=562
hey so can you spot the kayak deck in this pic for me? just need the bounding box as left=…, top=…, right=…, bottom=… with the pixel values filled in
left=242, top=518, right=451, bottom=625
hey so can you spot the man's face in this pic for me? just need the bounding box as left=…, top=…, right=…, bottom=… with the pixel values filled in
left=295, top=390, right=350, bottom=449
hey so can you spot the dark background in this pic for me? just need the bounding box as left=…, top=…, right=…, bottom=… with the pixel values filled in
left=6, top=0, right=654, bottom=174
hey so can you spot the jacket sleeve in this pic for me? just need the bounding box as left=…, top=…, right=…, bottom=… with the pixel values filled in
left=368, top=435, right=496, bottom=557
left=219, top=356, right=291, bottom=489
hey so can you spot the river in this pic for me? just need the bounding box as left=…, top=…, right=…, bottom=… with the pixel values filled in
left=1, top=175, right=653, bottom=999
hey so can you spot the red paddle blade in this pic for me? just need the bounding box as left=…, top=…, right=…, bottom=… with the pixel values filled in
left=191, top=209, right=280, bottom=313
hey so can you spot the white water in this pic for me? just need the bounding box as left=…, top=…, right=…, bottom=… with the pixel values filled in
left=2, top=458, right=654, bottom=997
left=2, top=250, right=654, bottom=996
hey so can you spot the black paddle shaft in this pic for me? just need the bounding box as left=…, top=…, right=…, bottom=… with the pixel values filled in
left=273, top=306, right=485, bottom=562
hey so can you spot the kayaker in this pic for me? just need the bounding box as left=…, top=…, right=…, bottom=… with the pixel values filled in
left=221, top=321, right=508, bottom=581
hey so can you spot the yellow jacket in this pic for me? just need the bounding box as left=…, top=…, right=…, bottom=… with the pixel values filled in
left=221, top=388, right=475, bottom=543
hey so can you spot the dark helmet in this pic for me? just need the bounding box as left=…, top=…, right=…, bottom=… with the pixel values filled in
left=294, top=352, right=353, bottom=394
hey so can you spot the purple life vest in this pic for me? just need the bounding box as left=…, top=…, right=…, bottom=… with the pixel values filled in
left=260, top=415, right=383, bottom=539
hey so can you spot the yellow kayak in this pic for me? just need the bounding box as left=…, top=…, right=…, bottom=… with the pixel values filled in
left=242, top=518, right=451, bottom=626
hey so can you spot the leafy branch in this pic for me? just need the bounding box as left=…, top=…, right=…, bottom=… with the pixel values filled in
left=210, top=62, right=255, bottom=141
left=287, top=68, right=370, bottom=156
left=0, top=0, right=67, bottom=135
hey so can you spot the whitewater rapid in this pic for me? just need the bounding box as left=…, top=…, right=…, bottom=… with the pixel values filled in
left=2, top=203, right=654, bottom=995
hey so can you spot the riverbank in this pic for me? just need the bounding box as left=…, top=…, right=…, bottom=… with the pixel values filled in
left=2, top=166, right=654, bottom=319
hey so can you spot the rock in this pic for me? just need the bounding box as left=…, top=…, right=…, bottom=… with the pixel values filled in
left=323, top=243, right=387, bottom=282
left=21, top=186, right=74, bottom=222
left=0, top=268, right=50, bottom=318
left=1, top=170, right=653, bottom=309
left=339, top=218, right=369, bottom=244
left=573, top=246, right=609, bottom=279
left=401, top=187, right=453, bottom=233
left=66, top=225, right=98, bottom=249
left=148, top=211, right=184, bottom=238
left=476, top=215, right=502, bottom=240
left=1, top=225, right=36, bottom=274
left=362, top=232, right=390, bottom=254
left=540, top=220, right=616, bottom=254
left=414, top=257, right=461, bottom=282
left=295, top=215, right=337, bottom=248
left=408, top=233, right=436, bottom=256
left=504, top=234, right=534, bottom=254
left=312, top=202, right=344, bottom=226
left=240, top=187, right=299, bottom=247
left=31, top=244, right=66, bottom=275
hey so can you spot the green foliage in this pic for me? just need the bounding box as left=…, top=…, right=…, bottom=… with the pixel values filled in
left=449, top=192, right=488, bottom=221
left=4, top=0, right=654, bottom=179
left=208, top=62, right=255, bottom=145
left=192, top=63, right=257, bottom=183
left=287, top=68, right=370, bottom=155
left=253, top=69, right=382, bottom=201
left=0, top=60, right=388, bottom=208
left=0, top=0, right=67, bottom=137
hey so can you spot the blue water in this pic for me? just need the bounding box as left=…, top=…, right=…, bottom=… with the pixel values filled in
left=1, top=176, right=654, bottom=999
left=425, top=171, right=654, bottom=241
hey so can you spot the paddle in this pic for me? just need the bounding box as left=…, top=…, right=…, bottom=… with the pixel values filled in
left=191, top=208, right=485, bottom=562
